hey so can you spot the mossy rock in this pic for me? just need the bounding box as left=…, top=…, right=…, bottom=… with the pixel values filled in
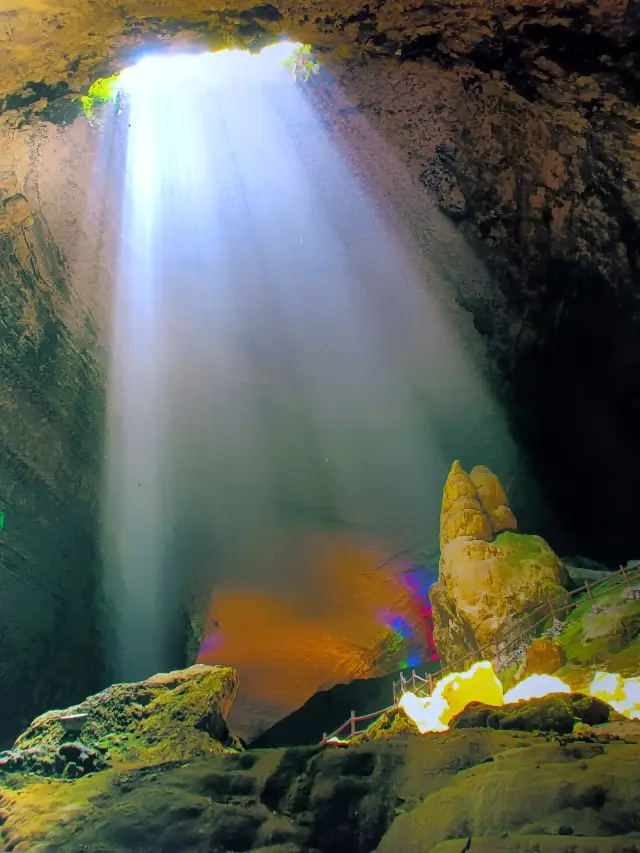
left=451, top=693, right=611, bottom=734
left=5, top=665, right=239, bottom=779
left=352, top=706, right=420, bottom=744
left=379, top=734, right=640, bottom=853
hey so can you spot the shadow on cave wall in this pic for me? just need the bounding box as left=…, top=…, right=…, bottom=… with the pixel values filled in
left=497, top=258, right=640, bottom=566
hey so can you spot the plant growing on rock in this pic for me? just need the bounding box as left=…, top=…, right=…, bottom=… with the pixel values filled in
left=283, top=44, right=320, bottom=81
left=78, top=75, right=120, bottom=119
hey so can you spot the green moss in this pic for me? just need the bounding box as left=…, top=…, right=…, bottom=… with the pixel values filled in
left=12, top=666, right=238, bottom=776
left=494, top=530, right=556, bottom=563
left=283, top=44, right=321, bottom=81
left=78, top=74, right=119, bottom=117
left=552, top=595, right=640, bottom=684
left=452, top=693, right=611, bottom=734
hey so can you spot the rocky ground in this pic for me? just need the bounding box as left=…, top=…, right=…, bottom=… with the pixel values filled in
left=1, top=660, right=640, bottom=853
left=2, top=463, right=640, bottom=851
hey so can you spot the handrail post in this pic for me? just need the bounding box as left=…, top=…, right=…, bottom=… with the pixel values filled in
left=427, top=673, right=434, bottom=696
left=322, top=732, right=327, bottom=744
left=350, top=710, right=356, bottom=738
left=412, top=670, right=417, bottom=691
left=585, top=580, right=600, bottom=613
left=621, top=564, right=633, bottom=598
left=392, top=681, right=397, bottom=704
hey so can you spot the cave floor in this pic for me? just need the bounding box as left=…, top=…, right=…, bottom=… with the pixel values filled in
left=2, top=719, right=640, bottom=853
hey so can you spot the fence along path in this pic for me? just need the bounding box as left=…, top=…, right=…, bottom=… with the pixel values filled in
left=321, top=561, right=640, bottom=744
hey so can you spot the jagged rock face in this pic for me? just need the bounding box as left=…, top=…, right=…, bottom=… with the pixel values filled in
left=2, top=706, right=640, bottom=852
left=430, top=461, right=568, bottom=667
left=0, top=0, right=639, bottom=745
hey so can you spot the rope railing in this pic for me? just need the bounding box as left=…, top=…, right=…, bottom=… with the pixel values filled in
left=409, top=560, right=640, bottom=698
left=321, top=561, right=640, bottom=744
left=322, top=705, right=397, bottom=743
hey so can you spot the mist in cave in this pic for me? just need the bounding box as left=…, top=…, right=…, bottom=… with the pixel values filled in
left=102, top=43, right=530, bottom=684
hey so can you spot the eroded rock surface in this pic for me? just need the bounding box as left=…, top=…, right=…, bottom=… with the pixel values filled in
left=430, top=461, right=568, bottom=667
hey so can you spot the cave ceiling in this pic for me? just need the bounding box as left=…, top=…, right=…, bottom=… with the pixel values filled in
left=0, top=0, right=638, bottom=125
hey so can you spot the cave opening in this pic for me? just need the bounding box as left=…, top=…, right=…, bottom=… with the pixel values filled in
left=2, top=3, right=640, bottom=847
left=0, top=2, right=639, bottom=755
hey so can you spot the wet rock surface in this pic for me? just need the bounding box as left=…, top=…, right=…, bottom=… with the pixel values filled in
left=308, top=51, right=640, bottom=563
left=0, top=182, right=105, bottom=747
left=0, top=3, right=638, bottom=571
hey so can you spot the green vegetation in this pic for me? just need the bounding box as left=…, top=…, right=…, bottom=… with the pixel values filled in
left=11, top=665, right=238, bottom=776
left=78, top=75, right=119, bottom=117
left=451, top=693, right=611, bottom=734
left=283, top=44, right=320, bottom=81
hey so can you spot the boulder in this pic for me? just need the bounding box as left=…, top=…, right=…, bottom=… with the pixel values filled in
left=521, top=637, right=566, bottom=678
left=5, top=664, right=239, bottom=777
left=451, top=693, right=611, bottom=733
left=431, top=462, right=568, bottom=667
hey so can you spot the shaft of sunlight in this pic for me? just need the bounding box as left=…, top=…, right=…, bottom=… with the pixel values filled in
left=102, top=44, right=523, bottom=684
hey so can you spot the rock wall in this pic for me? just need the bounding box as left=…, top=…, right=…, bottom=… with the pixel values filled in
left=303, top=52, right=640, bottom=562
left=0, top=136, right=106, bottom=746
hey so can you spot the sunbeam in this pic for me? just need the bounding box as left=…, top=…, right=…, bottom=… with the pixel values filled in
left=101, top=44, right=523, bottom=696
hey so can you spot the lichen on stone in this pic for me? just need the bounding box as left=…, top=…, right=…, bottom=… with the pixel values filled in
left=5, top=664, right=239, bottom=779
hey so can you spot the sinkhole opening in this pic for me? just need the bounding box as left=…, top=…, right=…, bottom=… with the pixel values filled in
left=80, top=41, right=318, bottom=118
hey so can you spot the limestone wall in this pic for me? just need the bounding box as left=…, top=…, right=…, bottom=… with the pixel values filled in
left=0, top=133, right=106, bottom=745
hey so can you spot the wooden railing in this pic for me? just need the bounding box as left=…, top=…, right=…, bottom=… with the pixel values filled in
left=321, top=561, right=640, bottom=744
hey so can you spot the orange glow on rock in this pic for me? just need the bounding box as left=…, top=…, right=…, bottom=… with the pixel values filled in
left=199, top=532, right=433, bottom=739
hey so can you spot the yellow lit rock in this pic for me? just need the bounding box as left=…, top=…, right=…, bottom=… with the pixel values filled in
left=439, top=461, right=492, bottom=549
left=399, top=661, right=503, bottom=733
left=437, top=660, right=504, bottom=724
left=503, top=673, right=571, bottom=704
left=431, top=462, right=568, bottom=667
left=521, top=636, right=566, bottom=678
left=440, top=461, right=516, bottom=550
left=590, top=671, right=640, bottom=720
left=469, top=464, right=517, bottom=535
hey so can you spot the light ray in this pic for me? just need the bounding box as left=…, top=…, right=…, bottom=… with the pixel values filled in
left=101, top=46, right=525, bottom=685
